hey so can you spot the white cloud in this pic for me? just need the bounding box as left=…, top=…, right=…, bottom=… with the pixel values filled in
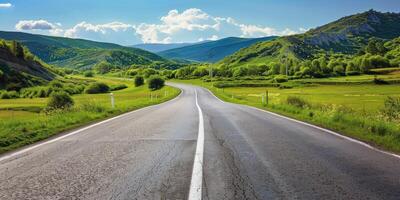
left=49, top=28, right=64, bottom=36
left=0, top=3, right=11, bottom=8
left=135, top=8, right=302, bottom=43
left=15, top=20, right=57, bottom=31
left=64, top=21, right=134, bottom=38
left=13, top=8, right=307, bottom=44
left=208, top=35, right=219, bottom=41
left=135, top=8, right=219, bottom=43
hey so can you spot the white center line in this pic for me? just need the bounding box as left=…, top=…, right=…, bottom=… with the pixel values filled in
left=188, top=89, right=205, bottom=200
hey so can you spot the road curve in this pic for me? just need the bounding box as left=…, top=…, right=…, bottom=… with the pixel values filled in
left=0, top=83, right=399, bottom=199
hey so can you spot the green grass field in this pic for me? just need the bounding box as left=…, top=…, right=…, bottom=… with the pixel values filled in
left=173, top=77, right=400, bottom=153
left=0, top=76, right=180, bottom=154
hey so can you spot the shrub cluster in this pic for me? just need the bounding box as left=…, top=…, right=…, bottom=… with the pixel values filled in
left=382, top=96, right=400, bottom=120
left=84, top=71, right=94, bottom=77
left=134, top=76, right=144, bottom=87
left=148, top=76, right=165, bottom=90
left=0, top=80, right=86, bottom=99
left=46, top=91, right=74, bottom=110
left=286, top=96, right=310, bottom=108
left=84, top=82, right=110, bottom=94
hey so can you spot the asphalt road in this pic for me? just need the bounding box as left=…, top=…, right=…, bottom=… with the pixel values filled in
left=0, top=83, right=399, bottom=200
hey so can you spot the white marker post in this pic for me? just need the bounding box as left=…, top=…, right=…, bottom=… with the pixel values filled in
left=110, top=93, right=115, bottom=109
left=261, top=94, right=264, bottom=105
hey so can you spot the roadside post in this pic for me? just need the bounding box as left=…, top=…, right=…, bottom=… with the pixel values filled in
left=266, top=90, right=269, bottom=106
left=261, top=94, right=264, bottom=105
left=110, top=93, right=115, bottom=109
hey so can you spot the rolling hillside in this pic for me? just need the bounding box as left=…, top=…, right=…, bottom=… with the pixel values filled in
left=220, top=10, right=400, bottom=67
left=0, top=31, right=167, bottom=69
left=159, top=36, right=277, bottom=63
left=0, top=39, right=56, bottom=90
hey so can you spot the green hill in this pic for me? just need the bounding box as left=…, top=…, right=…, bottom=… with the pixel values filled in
left=220, top=10, right=400, bottom=68
left=0, top=31, right=166, bottom=69
left=159, top=36, right=277, bottom=63
left=0, top=39, right=56, bottom=90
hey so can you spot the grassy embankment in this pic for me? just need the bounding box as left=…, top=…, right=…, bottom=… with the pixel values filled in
left=0, top=76, right=180, bottom=154
left=173, top=72, right=400, bottom=153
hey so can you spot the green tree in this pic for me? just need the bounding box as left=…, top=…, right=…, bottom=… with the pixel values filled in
left=346, top=61, right=359, bottom=74
left=233, top=67, right=247, bottom=77
left=333, top=65, right=345, bottom=75
left=134, top=76, right=144, bottom=87
left=366, top=38, right=387, bottom=55
left=94, top=61, right=113, bottom=74
left=148, top=76, right=165, bottom=90
left=10, top=41, right=24, bottom=58
left=84, top=71, right=94, bottom=77
left=269, top=63, right=281, bottom=75
left=143, top=68, right=157, bottom=78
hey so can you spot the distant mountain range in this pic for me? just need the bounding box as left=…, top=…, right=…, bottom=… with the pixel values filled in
left=132, top=43, right=194, bottom=53
left=0, top=31, right=166, bottom=69
left=220, top=10, right=400, bottom=67
left=158, top=36, right=278, bottom=63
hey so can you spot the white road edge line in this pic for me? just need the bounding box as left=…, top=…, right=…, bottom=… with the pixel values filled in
left=188, top=89, right=205, bottom=200
left=0, top=88, right=183, bottom=163
left=204, top=87, right=400, bottom=160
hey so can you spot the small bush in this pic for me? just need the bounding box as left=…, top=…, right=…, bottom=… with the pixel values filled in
left=274, top=76, right=288, bottom=83
left=382, top=96, right=400, bottom=120
left=148, top=76, right=165, bottom=90
left=134, top=76, right=144, bottom=87
left=0, top=91, right=10, bottom=99
left=47, top=91, right=74, bottom=109
left=84, top=71, right=94, bottom=77
left=49, top=80, right=64, bottom=89
left=85, top=82, right=110, bottom=94
left=0, top=91, right=19, bottom=99
left=110, top=84, right=128, bottom=91
left=286, top=96, right=309, bottom=108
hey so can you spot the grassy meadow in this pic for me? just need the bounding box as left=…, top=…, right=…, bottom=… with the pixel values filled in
left=0, top=76, right=180, bottom=154
left=174, top=74, right=400, bottom=153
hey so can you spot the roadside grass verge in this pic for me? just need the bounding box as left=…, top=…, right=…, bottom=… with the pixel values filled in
left=0, top=77, right=180, bottom=154
left=173, top=79, right=400, bottom=153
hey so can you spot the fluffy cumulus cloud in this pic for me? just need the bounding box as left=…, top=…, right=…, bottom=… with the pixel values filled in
left=15, top=20, right=57, bottom=31
left=64, top=21, right=134, bottom=38
left=134, top=8, right=305, bottom=43
left=135, top=8, right=218, bottom=43
left=14, top=8, right=307, bottom=44
left=0, top=3, right=11, bottom=8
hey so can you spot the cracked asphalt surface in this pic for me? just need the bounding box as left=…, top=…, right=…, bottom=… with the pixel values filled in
left=0, top=83, right=399, bottom=199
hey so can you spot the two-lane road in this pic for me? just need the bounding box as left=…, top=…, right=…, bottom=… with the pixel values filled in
left=0, top=83, right=399, bottom=199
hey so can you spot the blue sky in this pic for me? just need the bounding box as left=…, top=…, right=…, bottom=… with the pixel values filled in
left=0, top=0, right=399, bottom=45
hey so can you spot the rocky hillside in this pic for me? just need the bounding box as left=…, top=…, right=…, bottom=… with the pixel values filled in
left=0, top=39, right=55, bottom=90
